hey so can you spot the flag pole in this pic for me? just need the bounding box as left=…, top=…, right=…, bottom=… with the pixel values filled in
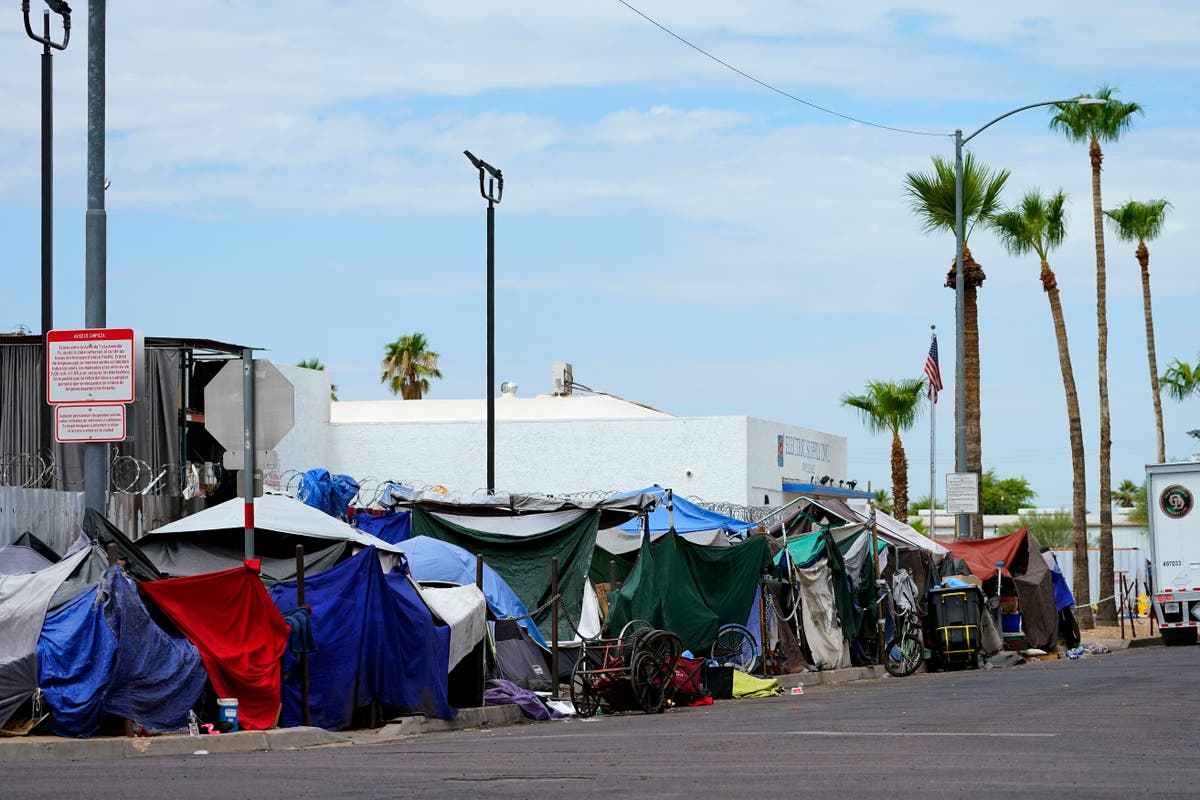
left=929, top=325, right=937, bottom=539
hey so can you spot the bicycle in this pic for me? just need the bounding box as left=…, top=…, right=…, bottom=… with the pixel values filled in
left=877, top=569, right=924, bottom=677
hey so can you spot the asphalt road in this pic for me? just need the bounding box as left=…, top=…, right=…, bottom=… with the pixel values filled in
left=7, top=646, right=1198, bottom=799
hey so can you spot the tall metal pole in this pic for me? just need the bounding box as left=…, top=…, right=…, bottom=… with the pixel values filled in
left=83, top=0, right=107, bottom=514
left=486, top=197, right=495, bottom=495
left=243, top=350, right=256, bottom=560
left=929, top=325, right=937, bottom=540
left=953, top=130, right=967, bottom=542
left=38, top=12, right=53, bottom=467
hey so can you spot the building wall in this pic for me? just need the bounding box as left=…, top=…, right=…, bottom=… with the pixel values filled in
left=321, top=415, right=756, bottom=503
left=747, top=418, right=847, bottom=505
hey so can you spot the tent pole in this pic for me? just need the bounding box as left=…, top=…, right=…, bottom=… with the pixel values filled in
left=551, top=557, right=560, bottom=701
left=476, top=555, right=486, bottom=707
left=869, top=500, right=886, bottom=667
left=296, top=544, right=310, bottom=727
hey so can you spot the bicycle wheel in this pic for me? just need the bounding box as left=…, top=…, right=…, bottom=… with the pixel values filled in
left=630, top=652, right=667, bottom=714
left=712, top=623, right=758, bottom=672
left=884, top=626, right=923, bottom=677
left=569, top=654, right=601, bottom=718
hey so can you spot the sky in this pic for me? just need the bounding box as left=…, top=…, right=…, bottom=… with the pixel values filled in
left=2, top=1, right=1198, bottom=509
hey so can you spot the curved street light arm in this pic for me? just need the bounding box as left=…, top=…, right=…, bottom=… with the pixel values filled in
left=962, top=98, right=1096, bottom=145
left=22, top=0, right=72, bottom=50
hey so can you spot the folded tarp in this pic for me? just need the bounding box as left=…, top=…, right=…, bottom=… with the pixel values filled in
left=353, top=511, right=412, bottom=545
left=396, top=535, right=547, bottom=648
left=606, top=535, right=772, bottom=653
left=412, top=508, right=599, bottom=644
left=140, top=561, right=290, bottom=731
left=417, top=584, right=487, bottom=670
left=298, top=469, right=360, bottom=519
left=0, top=548, right=91, bottom=730
left=36, top=567, right=207, bottom=737
left=269, top=547, right=454, bottom=730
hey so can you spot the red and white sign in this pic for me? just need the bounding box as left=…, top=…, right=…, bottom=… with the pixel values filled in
left=47, top=328, right=137, bottom=404
left=55, top=404, right=127, bottom=443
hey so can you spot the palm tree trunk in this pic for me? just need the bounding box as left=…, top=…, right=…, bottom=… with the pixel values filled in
left=1043, top=263, right=1093, bottom=628
left=891, top=431, right=908, bottom=523
left=1091, top=138, right=1116, bottom=624
left=1138, top=241, right=1165, bottom=463
left=965, top=279, right=984, bottom=539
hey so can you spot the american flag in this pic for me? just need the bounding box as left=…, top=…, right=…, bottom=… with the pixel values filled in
left=925, top=334, right=943, bottom=403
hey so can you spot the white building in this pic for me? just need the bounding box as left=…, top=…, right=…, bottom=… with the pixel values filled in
left=269, top=367, right=848, bottom=507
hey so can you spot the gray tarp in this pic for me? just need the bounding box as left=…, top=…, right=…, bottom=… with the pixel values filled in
left=796, top=559, right=850, bottom=671
left=0, top=545, right=53, bottom=576
left=0, top=548, right=90, bottom=729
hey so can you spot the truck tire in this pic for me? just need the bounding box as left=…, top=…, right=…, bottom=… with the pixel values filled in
left=1162, top=628, right=1198, bottom=647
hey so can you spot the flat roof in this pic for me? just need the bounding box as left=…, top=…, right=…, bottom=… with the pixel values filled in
left=331, top=394, right=675, bottom=424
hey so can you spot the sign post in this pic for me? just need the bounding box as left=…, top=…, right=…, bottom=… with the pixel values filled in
left=945, top=472, right=981, bottom=531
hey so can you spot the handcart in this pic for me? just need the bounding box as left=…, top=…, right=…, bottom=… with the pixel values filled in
left=569, top=619, right=683, bottom=716
left=924, top=583, right=985, bottom=670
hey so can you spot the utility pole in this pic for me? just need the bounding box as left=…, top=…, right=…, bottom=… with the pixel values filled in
left=83, top=0, right=107, bottom=513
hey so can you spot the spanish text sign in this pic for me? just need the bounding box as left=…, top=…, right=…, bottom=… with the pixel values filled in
left=47, top=328, right=138, bottom=404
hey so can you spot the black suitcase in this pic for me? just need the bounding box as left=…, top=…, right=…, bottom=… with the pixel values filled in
left=925, top=585, right=984, bottom=670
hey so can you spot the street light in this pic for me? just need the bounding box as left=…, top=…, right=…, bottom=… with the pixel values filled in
left=22, top=0, right=71, bottom=474
left=952, top=95, right=1106, bottom=540
left=463, top=150, right=503, bottom=494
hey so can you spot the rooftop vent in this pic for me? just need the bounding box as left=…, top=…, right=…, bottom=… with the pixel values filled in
left=552, top=361, right=573, bottom=396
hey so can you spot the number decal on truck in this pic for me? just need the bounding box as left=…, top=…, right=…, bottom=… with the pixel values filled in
left=1163, top=560, right=1183, bottom=567
left=1160, top=485, right=1194, bottom=519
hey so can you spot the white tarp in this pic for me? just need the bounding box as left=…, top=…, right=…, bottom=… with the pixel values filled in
left=417, top=583, right=487, bottom=670
left=796, top=559, right=850, bottom=671
left=148, top=494, right=404, bottom=553
left=595, top=526, right=729, bottom=555
left=0, top=548, right=90, bottom=729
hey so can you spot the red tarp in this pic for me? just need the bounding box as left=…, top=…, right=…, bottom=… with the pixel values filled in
left=944, top=528, right=1030, bottom=581
left=141, top=560, right=289, bottom=730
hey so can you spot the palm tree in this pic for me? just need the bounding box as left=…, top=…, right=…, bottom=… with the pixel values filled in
left=297, top=358, right=338, bottom=402
left=1161, top=356, right=1200, bottom=402
left=905, top=153, right=1010, bottom=538
left=841, top=378, right=926, bottom=523
left=1105, top=199, right=1172, bottom=463
left=1050, top=85, right=1142, bottom=624
left=1114, top=479, right=1140, bottom=508
left=380, top=333, right=443, bottom=399
left=990, top=188, right=1091, bottom=627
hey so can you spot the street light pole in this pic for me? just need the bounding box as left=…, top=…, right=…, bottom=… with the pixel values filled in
left=951, top=96, right=1103, bottom=540
left=463, top=150, right=503, bottom=495
left=83, top=0, right=106, bottom=514
left=22, top=0, right=71, bottom=477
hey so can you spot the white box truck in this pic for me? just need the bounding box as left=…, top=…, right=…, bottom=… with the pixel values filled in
left=1147, top=461, right=1200, bottom=646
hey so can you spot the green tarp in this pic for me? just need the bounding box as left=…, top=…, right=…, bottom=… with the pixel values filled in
left=605, top=535, right=772, bottom=653
left=411, top=508, right=598, bottom=643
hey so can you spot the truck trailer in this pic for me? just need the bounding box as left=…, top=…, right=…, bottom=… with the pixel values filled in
left=1147, top=461, right=1200, bottom=646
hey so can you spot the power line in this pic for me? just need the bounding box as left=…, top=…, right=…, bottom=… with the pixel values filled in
left=614, top=0, right=946, bottom=138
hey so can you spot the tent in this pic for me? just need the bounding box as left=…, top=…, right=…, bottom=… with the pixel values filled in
left=140, top=561, right=290, bottom=730
left=141, top=494, right=403, bottom=580
left=269, top=546, right=454, bottom=730
left=412, top=507, right=599, bottom=644
left=394, top=535, right=547, bottom=647
left=606, top=534, right=772, bottom=653
left=945, top=528, right=1058, bottom=651
left=599, top=486, right=757, bottom=555
left=773, top=497, right=948, bottom=556
left=36, top=566, right=207, bottom=737
left=0, top=548, right=91, bottom=731
left=0, top=544, right=54, bottom=576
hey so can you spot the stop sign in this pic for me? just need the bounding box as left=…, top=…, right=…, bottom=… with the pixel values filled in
left=204, top=359, right=295, bottom=452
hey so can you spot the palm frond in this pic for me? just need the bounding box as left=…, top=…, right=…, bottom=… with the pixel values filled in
left=1104, top=198, right=1171, bottom=243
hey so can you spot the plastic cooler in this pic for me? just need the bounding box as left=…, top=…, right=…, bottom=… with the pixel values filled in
left=925, top=585, right=984, bottom=670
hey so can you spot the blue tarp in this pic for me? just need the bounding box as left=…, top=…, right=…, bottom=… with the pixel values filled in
left=299, top=468, right=360, bottom=520
left=36, top=567, right=207, bottom=737
left=616, top=486, right=757, bottom=538
left=269, top=547, right=454, bottom=731
left=1048, top=552, right=1075, bottom=611
left=396, top=535, right=547, bottom=648
left=353, top=511, right=412, bottom=545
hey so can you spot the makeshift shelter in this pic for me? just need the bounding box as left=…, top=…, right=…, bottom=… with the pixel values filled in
left=36, top=566, right=207, bottom=737
left=606, top=534, right=772, bottom=653
left=395, top=535, right=547, bottom=647
left=599, top=487, right=757, bottom=554
left=11, top=532, right=62, bottom=564
left=0, top=544, right=54, bottom=576
left=0, top=548, right=91, bottom=731
left=269, top=547, right=454, bottom=730
left=140, top=561, right=290, bottom=730
left=411, top=507, right=599, bottom=644
left=142, top=494, right=403, bottom=580
left=945, top=528, right=1058, bottom=651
